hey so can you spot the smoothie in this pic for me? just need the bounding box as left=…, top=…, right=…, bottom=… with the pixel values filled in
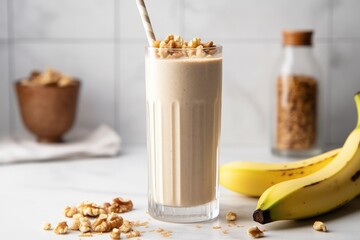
left=146, top=35, right=222, bottom=222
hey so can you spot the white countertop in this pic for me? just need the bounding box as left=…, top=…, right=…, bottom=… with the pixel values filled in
left=1, top=147, right=359, bottom=240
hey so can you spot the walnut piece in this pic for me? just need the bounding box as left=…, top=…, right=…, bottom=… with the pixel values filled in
left=108, top=197, right=133, bottom=214
left=119, top=220, right=133, bottom=233
left=247, top=226, right=264, bottom=238
left=313, top=221, right=327, bottom=232
left=226, top=211, right=237, bottom=221
left=21, top=68, right=75, bottom=87
left=125, top=230, right=141, bottom=238
left=78, top=200, right=107, bottom=217
left=64, top=205, right=78, bottom=218
left=107, top=212, right=123, bottom=229
left=54, top=221, right=68, bottom=235
left=79, top=217, right=91, bottom=233
left=92, top=214, right=111, bottom=233
left=70, top=213, right=84, bottom=230
left=110, top=228, right=121, bottom=239
left=42, top=222, right=51, bottom=231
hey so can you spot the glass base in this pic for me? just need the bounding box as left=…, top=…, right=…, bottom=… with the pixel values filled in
left=148, top=199, right=219, bottom=223
left=272, top=147, right=322, bottom=158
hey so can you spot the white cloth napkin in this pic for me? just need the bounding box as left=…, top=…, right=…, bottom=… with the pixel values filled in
left=0, top=125, right=121, bottom=164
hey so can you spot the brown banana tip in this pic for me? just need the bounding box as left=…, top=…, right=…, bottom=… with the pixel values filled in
left=253, top=209, right=272, bottom=224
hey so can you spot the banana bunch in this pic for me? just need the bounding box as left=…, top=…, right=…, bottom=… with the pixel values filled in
left=253, top=92, right=360, bottom=224
left=221, top=92, right=360, bottom=224
left=220, top=149, right=339, bottom=197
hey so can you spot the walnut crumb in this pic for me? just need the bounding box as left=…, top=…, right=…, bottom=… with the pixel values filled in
left=247, top=226, right=264, bottom=238
left=313, top=221, right=327, bottom=232
left=79, top=232, right=93, bottom=237
left=222, top=229, right=229, bottom=234
left=42, top=222, right=51, bottom=230
left=212, top=226, right=221, bottom=229
left=126, top=230, right=141, bottom=238
left=226, top=211, right=237, bottom=221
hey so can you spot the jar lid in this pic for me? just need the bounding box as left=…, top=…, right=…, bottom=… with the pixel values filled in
left=282, top=30, right=313, bottom=46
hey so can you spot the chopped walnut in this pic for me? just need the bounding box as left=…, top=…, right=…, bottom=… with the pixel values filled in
left=152, top=35, right=217, bottom=59
left=212, top=226, right=221, bottom=229
left=64, top=205, right=78, bottom=218
left=226, top=211, right=237, bottom=221
left=313, top=221, right=327, bottom=232
left=42, top=222, right=51, bottom=231
left=70, top=213, right=84, bottom=230
left=108, top=197, right=133, bottom=214
left=119, top=220, right=133, bottom=233
left=79, top=217, right=91, bottom=233
left=125, top=230, right=141, bottom=238
left=78, top=200, right=107, bottom=217
left=107, top=212, right=123, bottom=229
left=247, top=226, right=264, bottom=238
left=54, top=221, right=68, bottom=234
left=92, top=214, right=111, bottom=233
left=110, top=228, right=121, bottom=239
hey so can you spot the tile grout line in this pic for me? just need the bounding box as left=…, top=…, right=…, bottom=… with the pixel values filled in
left=6, top=0, right=14, bottom=135
left=114, top=0, right=119, bottom=134
left=328, top=0, right=334, bottom=146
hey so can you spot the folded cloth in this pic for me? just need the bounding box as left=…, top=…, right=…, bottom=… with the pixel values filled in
left=0, top=125, right=121, bottom=164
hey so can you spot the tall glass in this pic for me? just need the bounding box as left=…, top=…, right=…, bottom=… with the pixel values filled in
left=146, top=46, right=222, bottom=222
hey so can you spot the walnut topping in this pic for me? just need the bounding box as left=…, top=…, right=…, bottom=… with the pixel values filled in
left=108, top=197, right=133, bottom=214
left=226, top=211, right=237, bottom=221
left=125, top=230, right=141, bottom=238
left=212, top=226, right=221, bottom=229
left=110, top=228, right=121, bottom=239
left=119, top=220, right=133, bottom=233
left=78, top=201, right=107, bottom=217
left=64, top=205, right=78, bottom=218
left=152, top=35, right=218, bottom=59
left=42, top=222, right=51, bottom=231
left=313, top=221, right=327, bottom=232
left=247, top=226, right=264, bottom=238
left=54, top=221, right=68, bottom=234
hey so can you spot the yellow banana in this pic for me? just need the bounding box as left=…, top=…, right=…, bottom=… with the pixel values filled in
left=253, top=92, right=360, bottom=224
left=219, top=149, right=339, bottom=197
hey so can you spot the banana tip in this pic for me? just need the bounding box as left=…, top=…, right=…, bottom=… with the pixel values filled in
left=253, top=209, right=272, bottom=224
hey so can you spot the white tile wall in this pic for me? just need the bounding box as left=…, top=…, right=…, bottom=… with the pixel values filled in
left=11, top=43, right=115, bottom=137
left=117, top=42, right=146, bottom=145
left=330, top=43, right=360, bottom=143
left=118, top=0, right=182, bottom=40
left=0, top=0, right=8, bottom=39
left=0, top=0, right=360, bottom=147
left=333, top=0, right=360, bottom=39
left=183, top=0, right=330, bottom=40
left=0, top=44, right=9, bottom=135
left=12, top=0, right=114, bottom=39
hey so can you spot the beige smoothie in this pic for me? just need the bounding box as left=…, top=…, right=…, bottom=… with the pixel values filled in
left=146, top=51, right=222, bottom=209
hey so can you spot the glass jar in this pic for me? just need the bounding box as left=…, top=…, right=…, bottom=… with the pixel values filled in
left=271, top=30, right=323, bottom=157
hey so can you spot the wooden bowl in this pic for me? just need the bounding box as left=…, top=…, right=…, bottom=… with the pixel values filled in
left=15, top=80, right=80, bottom=143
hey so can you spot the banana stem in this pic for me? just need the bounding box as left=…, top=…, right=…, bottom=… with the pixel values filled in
left=355, top=92, right=360, bottom=128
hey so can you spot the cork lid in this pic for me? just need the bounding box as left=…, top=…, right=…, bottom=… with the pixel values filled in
left=282, top=30, right=313, bottom=46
